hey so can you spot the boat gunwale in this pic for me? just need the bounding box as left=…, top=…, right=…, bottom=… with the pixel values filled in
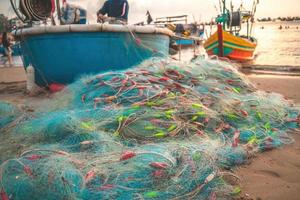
left=12, top=24, right=174, bottom=37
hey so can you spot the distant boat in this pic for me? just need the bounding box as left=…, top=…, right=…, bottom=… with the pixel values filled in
left=204, top=0, right=258, bottom=61
left=0, top=43, right=22, bottom=56
left=155, top=15, right=204, bottom=49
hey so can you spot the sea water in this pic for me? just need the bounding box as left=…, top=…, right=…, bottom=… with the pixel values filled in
left=251, top=21, right=300, bottom=67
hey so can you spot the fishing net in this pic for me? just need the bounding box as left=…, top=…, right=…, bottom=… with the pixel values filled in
left=0, top=58, right=299, bottom=200
left=0, top=102, right=20, bottom=130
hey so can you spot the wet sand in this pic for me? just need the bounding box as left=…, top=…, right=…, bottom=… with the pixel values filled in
left=0, top=67, right=26, bottom=103
left=0, top=67, right=300, bottom=200
left=235, top=74, right=300, bottom=200
left=0, top=66, right=26, bottom=83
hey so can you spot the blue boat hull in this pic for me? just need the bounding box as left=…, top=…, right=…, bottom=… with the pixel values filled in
left=20, top=32, right=169, bottom=86
left=175, top=39, right=195, bottom=46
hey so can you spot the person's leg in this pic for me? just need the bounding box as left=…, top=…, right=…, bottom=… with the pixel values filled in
left=3, top=49, right=9, bottom=66
left=8, top=54, right=13, bottom=67
left=6, top=48, right=13, bottom=67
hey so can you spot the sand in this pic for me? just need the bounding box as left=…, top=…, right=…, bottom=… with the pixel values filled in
left=235, top=74, right=300, bottom=200
left=0, top=66, right=300, bottom=200
left=0, top=66, right=26, bottom=83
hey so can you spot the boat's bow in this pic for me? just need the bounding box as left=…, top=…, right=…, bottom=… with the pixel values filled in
left=204, top=29, right=257, bottom=61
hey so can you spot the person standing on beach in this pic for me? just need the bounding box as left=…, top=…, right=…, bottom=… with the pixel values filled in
left=97, top=0, right=129, bottom=24
left=2, top=32, right=13, bottom=67
left=61, top=1, right=82, bottom=25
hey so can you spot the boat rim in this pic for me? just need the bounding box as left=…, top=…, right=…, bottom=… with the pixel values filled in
left=12, top=24, right=174, bottom=37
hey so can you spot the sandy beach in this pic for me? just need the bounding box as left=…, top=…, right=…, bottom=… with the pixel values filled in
left=236, top=74, right=300, bottom=200
left=0, top=66, right=299, bottom=200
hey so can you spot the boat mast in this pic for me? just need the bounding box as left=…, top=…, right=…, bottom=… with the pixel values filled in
left=56, top=0, right=62, bottom=25
left=222, top=0, right=226, bottom=29
left=249, top=0, right=259, bottom=37
left=216, top=0, right=226, bottom=57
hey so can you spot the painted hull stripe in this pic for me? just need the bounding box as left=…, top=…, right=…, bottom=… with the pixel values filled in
left=205, top=41, right=255, bottom=52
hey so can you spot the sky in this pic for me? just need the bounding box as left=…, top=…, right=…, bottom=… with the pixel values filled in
left=1, top=0, right=300, bottom=23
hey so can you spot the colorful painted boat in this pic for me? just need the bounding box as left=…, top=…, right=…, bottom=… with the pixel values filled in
left=204, top=0, right=259, bottom=61
left=204, top=29, right=257, bottom=61
left=12, top=24, right=172, bottom=87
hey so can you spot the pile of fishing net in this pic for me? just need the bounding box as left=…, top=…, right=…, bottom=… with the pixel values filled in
left=0, top=102, right=20, bottom=130
left=0, top=58, right=299, bottom=200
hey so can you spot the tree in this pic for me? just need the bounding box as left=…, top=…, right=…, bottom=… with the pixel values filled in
left=0, top=14, right=9, bottom=32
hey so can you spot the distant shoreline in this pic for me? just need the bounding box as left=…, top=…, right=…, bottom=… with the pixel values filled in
left=204, top=19, right=300, bottom=26
left=257, top=18, right=300, bottom=22
left=257, top=20, right=300, bottom=23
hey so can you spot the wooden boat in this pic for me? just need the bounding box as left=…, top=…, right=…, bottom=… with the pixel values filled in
left=155, top=15, right=204, bottom=49
left=204, top=0, right=259, bottom=61
left=204, top=26, right=257, bottom=61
